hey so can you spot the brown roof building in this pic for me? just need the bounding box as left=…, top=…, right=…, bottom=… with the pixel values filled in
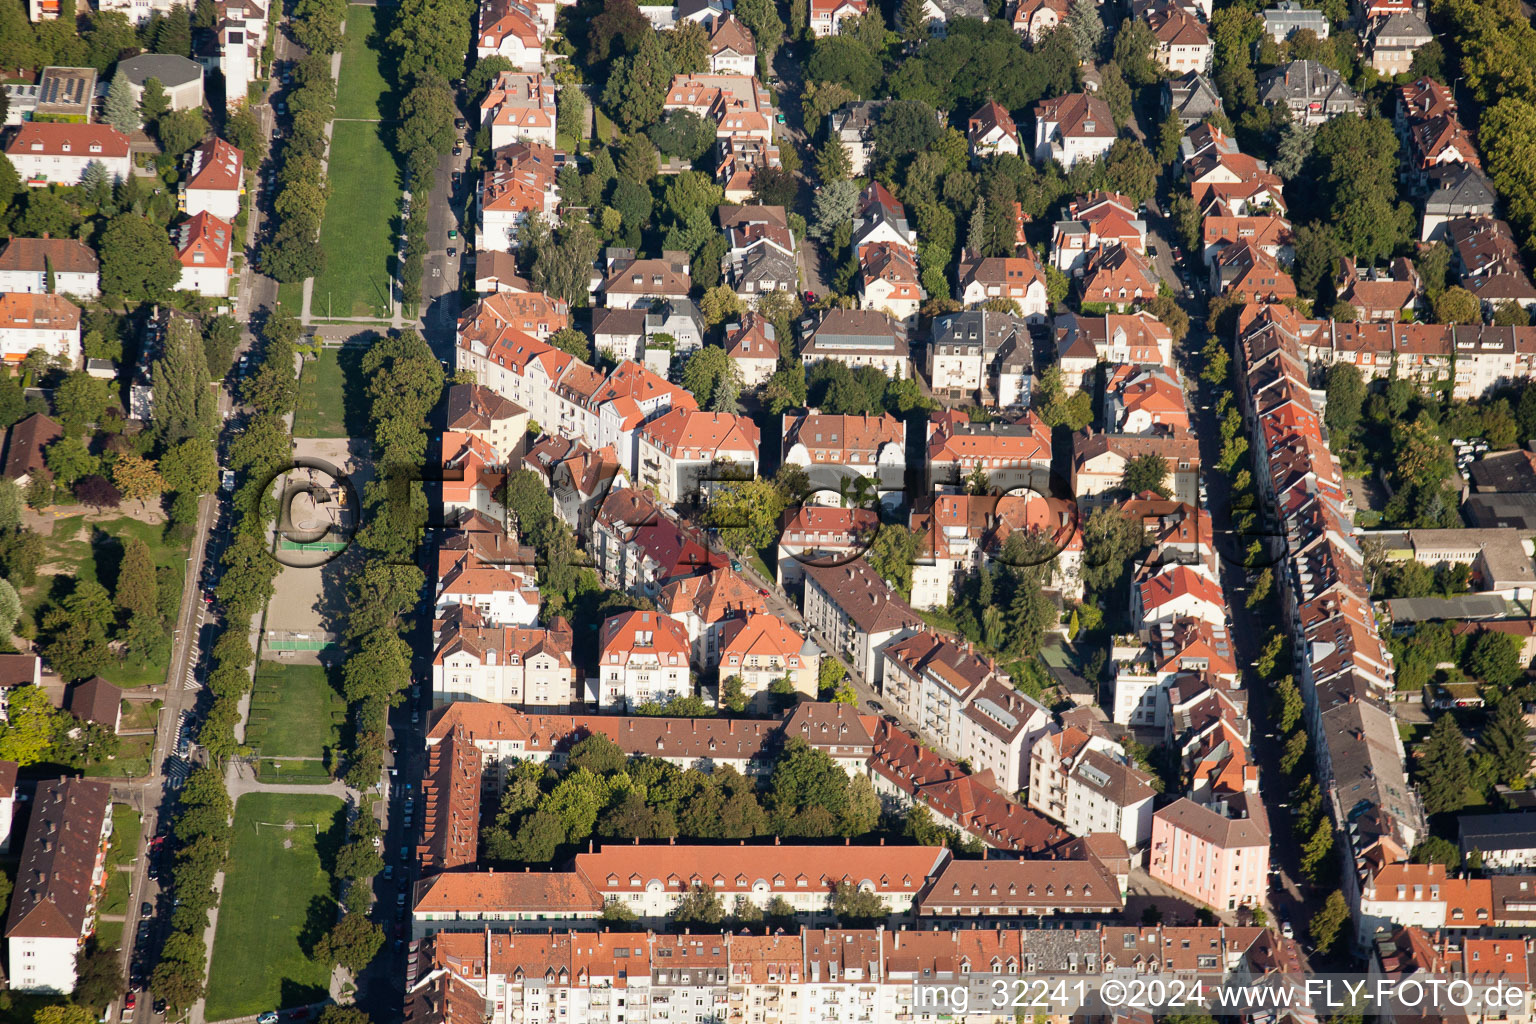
left=5, top=777, right=112, bottom=992
left=66, top=677, right=122, bottom=733
left=915, top=856, right=1123, bottom=918
left=417, top=727, right=483, bottom=874
left=1, top=413, right=62, bottom=485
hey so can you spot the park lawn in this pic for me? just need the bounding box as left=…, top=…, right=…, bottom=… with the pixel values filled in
left=100, top=869, right=129, bottom=916
left=312, top=120, right=399, bottom=318
left=83, top=733, right=155, bottom=779
left=107, top=806, right=142, bottom=869
left=294, top=349, right=366, bottom=439
left=335, top=6, right=394, bottom=121
left=204, top=793, right=344, bottom=1021
left=22, top=514, right=187, bottom=690
left=244, top=662, right=346, bottom=760
left=121, top=699, right=161, bottom=732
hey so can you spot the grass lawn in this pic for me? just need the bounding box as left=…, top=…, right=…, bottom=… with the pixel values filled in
left=107, top=806, right=141, bottom=869
left=121, top=699, right=161, bottom=732
left=244, top=662, right=346, bottom=760
left=95, top=919, right=124, bottom=952
left=22, top=514, right=187, bottom=691
left=204, top=793, right=345, bottom=1021
left=312, top=120, right=399, bottom=318
left=277, top=279, right=304, bottom=313
left=100, top=869, right=129, bottom=916
left=256, top=760, right=336, bottom=785
left=293, top=348, right=368, bottom=438
left=83, top=733, right=155, bottom=779
left=335, top=6, right=394, bottom=121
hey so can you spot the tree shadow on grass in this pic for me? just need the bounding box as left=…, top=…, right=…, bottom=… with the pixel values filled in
left=297, top=892, right=340, bottom=962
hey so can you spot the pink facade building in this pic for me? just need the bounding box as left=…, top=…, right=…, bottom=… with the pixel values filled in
left=1148, top=794, right=1270, bottom=911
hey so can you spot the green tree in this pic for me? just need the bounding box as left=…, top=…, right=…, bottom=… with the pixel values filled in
left=604, top=31, right=675, bottom=130
left=104, top=69, right=139, bottom=132
left=52, top=372, right=113, bottom=436
left=156, top=108, right=207, bottom=157
left=1411, top=835, right=1462, bottom=868
left=707, top=477, right=784, bottom=553
left=1113, top=17, right=1160, bottom=85
left=1434, top=285, right=1483, bottom=325
left=830, top=880, right=888, bottom=924
left=139, top=76, right=170, bottom=124
left=1324, top=362, right=1364, bottom=441
left=1155, top=108, right=1183, bottom=166
left=1465, top=630, right=1525, bottom=687
left=865, top=524, right=920, bottom=599
left=1281, top=728, right=1309, bottom=774
left=0, top=685, right=64, bottom=762
left=1120, top=453, right=1170, bottom=497
left=1480, top=695, right=1533, bottom=787
left=1309, top=890, right=1350, bottom=953
left=681, top=345, right=743, bottom=410
left=313, top=912, right=384, bottom=974
left=100, top=213, right=181, bottom=302
left=672, top=883, right=726, bottom=925
left=152, top=317, right=217, bottom=447
left=1067, top=0, right=1104, bottom=60
left=115, top=535, right=158, bottom=620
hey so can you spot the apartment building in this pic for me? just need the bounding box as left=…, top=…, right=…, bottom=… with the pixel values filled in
left=597, top=610, right=692, bottom=710
left=635, top=409, right=759, bottom=504
left=5, top=778, right=113, bottom=993
left=432, top=620, right=576, bottom=706
left=1028, top=727, right=1157, bottom=847
left=0, top=238, right=99, bottom=297
left=718, top=613, right=822, bottom=709
left=182, top=137, right=244, bottom=221
left=3, top=123, right=133, bottom=186
left=1149, top=794, right=1270, bottom=910
left=801, top=559, right=923, bottom=687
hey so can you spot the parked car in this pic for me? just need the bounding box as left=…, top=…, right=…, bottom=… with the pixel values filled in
left=257, top=1012, right=279, bottom=1024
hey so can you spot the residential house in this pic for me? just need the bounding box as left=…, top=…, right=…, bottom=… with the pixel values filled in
left=1162, top=71, right=1224, bottom=127
left=0, top=413, right=61, bottom=485
left=2, top=123, right=132, bottom=186
left=1447, top=217, right=1536, bottom=314
left=968, top=100, right=1022, bottom=163
left=1134, top=562, right=1227, bottom=627
left=597, top=610, right=692, bottom=710
left=472, top=251, right=529, bottom=294
left=477, top=141, right=560, bottom=252
left=858, top=242, right=924, bottom=323
left=1262, top=2, right=1328, bottom=39
left=1366, top=11, right=1432, bottom=76
left=810, top=0, right=867, bottom=34
left=1009, top=0, right=1067, bottom=41
left=720, top=204, right=798, bottom=295
left=475, top=0, right=544, bottom=69
left=0, top=238, right=99, bottom=297
left=597, top=250, right=692, bottom=308
left=1460, top=813, right=1536, bottom=872
left=775, top=505, right=879, bottom=587
left=521, top=436, right=623, bottom=530
left=1335, top=257, right=1420, bottom=321
left=799, top=308, right=912, bottom=377
left=714, top=134, right=782, bottom=201
left=925, top=309, right=1034, bottom=406
left=926, top=407, right=1053, bottom=493
left=416, top=727, right=483, bottom=873
left=781, top=411, right=906, bottom=507
left=1201, top=214, right=1294, bottom=268
left=1052, top=192, right=1147, bottom=275
left=4, top=778, right=112, bottom=993
left=0, top=292, right=81, bottom=365
left=1028, top=727, right=1158, bottom=847
left=852, top=181, right=917, bottom=252
left=433, top=620, right=577, bottom=706
left=881, top=630, right=1051, bottom=790
left=1112, top=615, right=1237, bottom=726
left=956, top=252, right=1050, bottom=321
left=588, top=487, right=726, bottom=593
left=1107, top=366, right=1189, bottom=434
left=1078, top=244, right=1159, bottom=310
left=656, top=566, right=766, bottom=670
left=1033, top=93, right=1116, bottom=168
left=182, top=137, right=244, bottom=221
left=173, top=212, right=233, bottom=297
left=1421, top=165, right=1497, bottom=242
left=452, top=289, right=572, bottom=426
left=916, top=857, right=1123, bottom=918
left=480, top=71, right=557, bottom=149
left=1147, top=3, right=1212, bottom=74
left=718, top=613, right=822, bottom=709
left=446, top=382, right=529, bottom=462
left=636, top=408, right=759, bottom=504
left=1054, top=311, right=1175, bottom=387
left=1210, top=239, right=1296, bottom=302
left=801, top=559, right=923, bottom=686
left=827, top=100, right=887, bottom=176
left=66, top=677, right=123, bottom=733
left=907, top=490, right=1084, bottom=608
left=1149, top=793, right=1271, bottom=910
left=722, top=314, right=778, bottom=386
left=707, top=16, right=756, bottom=74
left=1256, top=60, right=1363, bottom=125
left=663, top=74, right=775, bottom=144
left=1073, top=429, right=1202, bottom=506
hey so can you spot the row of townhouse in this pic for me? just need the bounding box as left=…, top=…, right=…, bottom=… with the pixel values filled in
left=1235, top=302, right=1425, bottom=951
left=404, top=922, right=1294, bottom=1024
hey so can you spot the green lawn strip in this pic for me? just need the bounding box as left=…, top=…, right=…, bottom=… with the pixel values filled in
left=244, top=662, right=346, bottom=760
left=312, top=121, right=399, bottom=318
left=120, top=699, right=161, bottom=732
left=95, top=919, right=124, bottom=952
left=83, top=734, right=155, bottom=779
left=100, top=870, right=129, bottom=916
left=293, top=348, right=367, bottom=438
left=107, top=806, right=142, bottom=869
left=335, top=6, right=394, bottom=121
left=256, top=760, right=336, bottom=785
left=22, top=515, right=187, bottom=690
left=204, top=793, right=344, bottom=1021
